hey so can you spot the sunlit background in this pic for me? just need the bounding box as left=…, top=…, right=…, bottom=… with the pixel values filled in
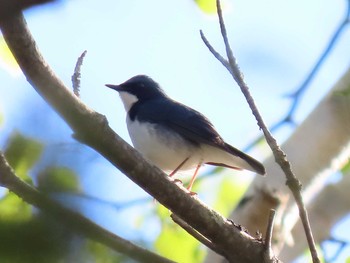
left=1, top=0, right=350, bottom=262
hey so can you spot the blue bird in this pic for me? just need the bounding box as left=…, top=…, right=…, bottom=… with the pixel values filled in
left=106, top=75, right=265, bottom=192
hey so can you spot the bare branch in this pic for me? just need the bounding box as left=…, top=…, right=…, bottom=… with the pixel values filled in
left=199, top=30, right=231, bottom=73
left=200, top=0, right=321, bottom=262
left=263, top=210, right=278, bottom=263
left=71, top=50, right=87, bottom=97
left=244, top=0, right=350, bottom=152
left=280, top=163, right=350, bottom=261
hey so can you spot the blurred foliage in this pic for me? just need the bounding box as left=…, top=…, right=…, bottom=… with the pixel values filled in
left=85, top=240, right=128, bottom=263
left=334, top=85, right=350, bottom=97
left=341, top=158, right=350, bottom=174
left=212, top=176, right=249, bottom=216
left=0, top=132, right=70, bottom=263
left=194, top=0, right=229, bottom=14
left=300, top=245, right=325, bottom=263
left=0, top=37, right=21, bottom=76
left=0, top=193, right=32, bottom=222
left=0, top=215, right=72, bottom=263
left=4, top=132, right=43, bottom=183
left=155, top=205, right=205, bottom=263
left=0, top=131, right=131, bottom=262
left=194, top=0, right=217, bottom=14
left=38, top=166, right=80, bottom=193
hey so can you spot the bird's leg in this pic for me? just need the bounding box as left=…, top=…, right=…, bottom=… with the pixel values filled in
left=187, top=164, right=201, bottom=194
left=168, top=157, right=189, bottom=186
left=169, top=157, right=189, bottom=177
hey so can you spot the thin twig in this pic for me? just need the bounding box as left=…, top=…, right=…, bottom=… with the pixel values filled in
left=51, top=191, right=151, bottom=210
left=216, top=0, right=319, bottom=260
left=196, top=0, right=350, bottom=185
left=244, top=0, right=350, bottom=152
left=200, top=30, right=231, bottom=73
left=199, top=0, right=321, bottom=262
left=321, top=237, right=348, bottom=263
left=263, top=209, right=276, bottom=263
left=71, top=50, right=87, bottom=97
left=287, top=0, right=350, bottom=115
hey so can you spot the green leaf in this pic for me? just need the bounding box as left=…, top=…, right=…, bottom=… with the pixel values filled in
left=4, top=132, right=44, bottom=183
left=37, top=166, right=80, bottom=193
left=0, top=192, right=32, bottom=222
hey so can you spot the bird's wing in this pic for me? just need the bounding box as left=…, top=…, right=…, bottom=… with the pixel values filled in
left=132, top=98, right=224, bottom=147
left=132, top=99, right=265, bottom=175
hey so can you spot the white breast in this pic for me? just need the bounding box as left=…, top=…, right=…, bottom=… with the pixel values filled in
left=126, top=116, right=202, bottom=172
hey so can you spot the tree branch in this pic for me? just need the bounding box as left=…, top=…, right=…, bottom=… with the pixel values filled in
left=71, top=50, right=87, bottom=97
left=0, top=13, right=272, bottom=262
left=0, top=0, right=56, bottom=23
left=280, top=165, right=350, bottom=261
left=0, top=151, right=173, bottom=263
left=201, top=0, right=320, bottom=262
left=263, top=210, right=277, bottom=263
left=244, top=0, right=350, bottom=152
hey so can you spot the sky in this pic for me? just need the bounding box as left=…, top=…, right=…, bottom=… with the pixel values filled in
left=1, top=0, right=350, bottom=262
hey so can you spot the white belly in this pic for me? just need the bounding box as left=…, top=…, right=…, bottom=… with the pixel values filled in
left=126, top=117, right=201, bottom=171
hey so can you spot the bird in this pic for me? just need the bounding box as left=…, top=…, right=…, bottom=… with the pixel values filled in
left=106, top=75, right=265, bottom=192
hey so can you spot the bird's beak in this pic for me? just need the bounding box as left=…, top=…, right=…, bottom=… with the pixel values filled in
left=105, top=84, right=124, bottom=92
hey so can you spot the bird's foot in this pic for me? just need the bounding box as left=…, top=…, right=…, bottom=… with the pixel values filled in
left=173, top=178, right=183, bottom=185
left=188, top=191, right=198, bottom=196
left=171, top=178, right=197, bottom=196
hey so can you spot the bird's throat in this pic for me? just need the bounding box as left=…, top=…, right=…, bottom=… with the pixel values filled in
left=119, top=92, right=139, bottom=112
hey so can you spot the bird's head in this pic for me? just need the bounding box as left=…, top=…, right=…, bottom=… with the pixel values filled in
left=106, top=75, right=167, bottom=111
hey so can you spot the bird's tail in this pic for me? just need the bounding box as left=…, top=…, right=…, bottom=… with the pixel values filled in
left=223, top=143, right=266, bottom=175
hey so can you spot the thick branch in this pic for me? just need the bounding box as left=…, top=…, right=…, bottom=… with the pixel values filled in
left=0, top=13, right=269, bottom=262
left=0, top=0, right=55, bottom=23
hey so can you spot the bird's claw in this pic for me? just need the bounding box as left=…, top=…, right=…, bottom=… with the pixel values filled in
left=174, top=179, right=183, bottom=185
left=188, top=190, right=197, bottom=196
